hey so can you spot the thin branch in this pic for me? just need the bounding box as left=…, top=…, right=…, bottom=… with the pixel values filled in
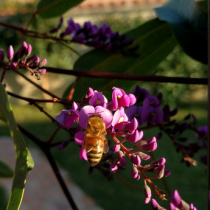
left=13, top=69, right=61, bottom=99
left=18, top=124, right=79, bottom=210
left=46, top=67, right=208, bottom=85
left=7, top=91, right=72, bottom=106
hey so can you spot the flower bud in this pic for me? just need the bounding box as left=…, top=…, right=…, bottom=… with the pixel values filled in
left=58, top=140, right=70, bottom=150
left=154, top=164, right=165, bottom=179
left=72, top=101, right=80, bottom=110
left=7, top=45, right=14, bottom=60
left=127, top=130, right=143, bottom=143
left=130, top=154, right=141, bottom=165
left=131, top=166, right=139, bottom=179
left=40, top=69, right=46, bottom=75
left=164, top=169, right=171, bottom=177
left=18, top=41, right=28, bottom=58
left=110, top=163, right=118, bottom=171
left=136, top=152, right=150, bottom=160
left=11, top=62, right=17, bottom=69
left=144, top=183, right=151, bottom=204
left=27, top=44, right=32, bottom=56
left=113, top=144, right=120, bottom=152
left=0, top=49, right=5, bottom=61
left=151, top=199, right=166, bottom=210
left=38, top=58, right=47, bottom=67
left=123, top=117, right=138, bottom=134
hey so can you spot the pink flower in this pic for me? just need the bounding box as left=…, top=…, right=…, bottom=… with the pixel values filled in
left=112, top=107, right=129, bottom=129
left=55, top=110, right=79, bottom=128
left=89, top=91, right=107, bottom=107
left=112, top=87, right=136, bottom=110
left=79, top=105, right=113, bottom=129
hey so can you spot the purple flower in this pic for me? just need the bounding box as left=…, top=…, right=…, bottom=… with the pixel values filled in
left=79, top=105, right=113, bottom=129
left=143, top=95, right=160, bottom=108
left=89, top=91, right=107, bottom=107
left=195, top=126, right=208, bottom=140
left=72, top=33, right=86, bottom=43
left=125, top=106, right=142, bottom=124
left=112, top=107, right=128, bottom=129
left=141, top=106, right=163, bottom=125
left=132, top=86, right=150, bottom=102
left=55, top=110, right=79, bottom=128
left=126, top=130, right=143, bottom=143
left=112, top=87, right=136, bottom=110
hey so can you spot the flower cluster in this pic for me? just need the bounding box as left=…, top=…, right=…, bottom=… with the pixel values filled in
left=56, top=86, right=171, bottom=203
left=129, top=85, right=177, bottom=126
left=51, top=17, right=139, bottom=57
left=151, top=190, right=197, bottom=210
left=0, top=42, right=47, bottom=80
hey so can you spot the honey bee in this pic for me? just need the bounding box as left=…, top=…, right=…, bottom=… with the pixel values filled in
left=82, top=114, right=109, bottom=167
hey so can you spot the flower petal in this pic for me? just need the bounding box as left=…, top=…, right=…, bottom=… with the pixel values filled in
left=74, top=131, right=85, bottom=145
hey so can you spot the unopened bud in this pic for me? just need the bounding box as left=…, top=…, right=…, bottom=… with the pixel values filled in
left=72, top=101, right=80, bottom=110
left=130, top=154, right=141, bottom=165
left=27, top=44, right=32, bottom=56
left=113, top=144, right=120, bottom=152
left=144, top=183, right=151, bottom=204
left=38, top=58, right=47, bottom=67
left=7, top=45, right=14, bottom=60
left=18, top=41, right=28, bottom=58
left=40, top=69, right=46, bottom=75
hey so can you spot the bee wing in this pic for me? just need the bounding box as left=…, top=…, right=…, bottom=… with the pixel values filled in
left=103, top=136, right=109, bottom=154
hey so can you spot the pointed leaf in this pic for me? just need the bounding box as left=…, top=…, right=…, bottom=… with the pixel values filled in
left=154, top=0, right=207, bottom=64
left=0, top=83, right=34, bottom=210
left=37, top=0, right=84, bottom=19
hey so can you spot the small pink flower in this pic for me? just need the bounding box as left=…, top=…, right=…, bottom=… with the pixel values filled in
left=112, top=107, right=128, bottom=128
left=112, top=87, right=136, bottom=110
left=55, top=110, right=79, bottom=128
left=89, top=91, right=107, bottom=107
left=79, top=105, right=113, bottom=129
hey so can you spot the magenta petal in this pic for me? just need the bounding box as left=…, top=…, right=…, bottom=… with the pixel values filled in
left=164, top=170, right=171, bottom=177
left=95, top=106, right=113, bottom=128
left=171, top=190, right=182, bottom=208
left=79, top=147, right=88, bottom=161
left=64, top=115, right=75, bottom=128
left=55, top=110, right=66, bottom=125
left=72, top=101, right=79, bottom=110
left=74, top=131, right=85, bottom=145
left=118, top=94, right=130, bottom=107
left=79, top=105, right=95, bottom=129
left=128, top=94, right=136, bottom=106
left=151, top=199, right=159, bottom=209
left=169, top=203, right=176, bottom=210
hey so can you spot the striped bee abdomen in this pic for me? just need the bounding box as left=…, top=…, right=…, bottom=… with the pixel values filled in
left=86, top=137, right=104, bottom=167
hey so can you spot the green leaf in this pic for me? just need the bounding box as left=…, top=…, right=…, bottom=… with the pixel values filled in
left=0, top=160, right=13, bottom=178
left=63, top=18, right=177, bottom=99
left=154, top=0, right=207, bottom=64
left=0, top=83, right=34, bottom=210
left=37, top=0, right=84, bottom=19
